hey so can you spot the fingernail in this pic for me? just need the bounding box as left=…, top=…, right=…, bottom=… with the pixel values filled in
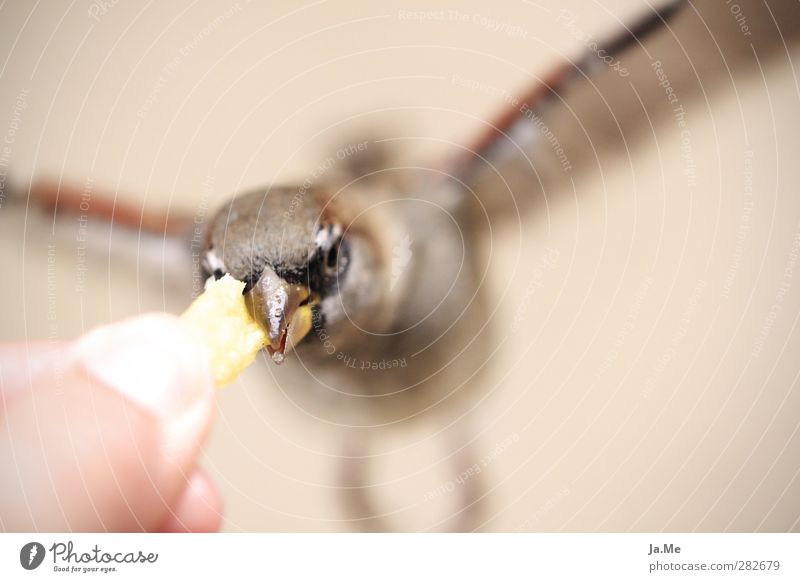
left=72, top=314, right=214, bottom=418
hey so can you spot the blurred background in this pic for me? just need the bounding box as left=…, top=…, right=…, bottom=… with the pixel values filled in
left=1, top=0, right=799, bottom=531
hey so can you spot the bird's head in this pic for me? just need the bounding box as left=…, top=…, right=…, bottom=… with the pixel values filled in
left=201, top=185, right=388, bottom=363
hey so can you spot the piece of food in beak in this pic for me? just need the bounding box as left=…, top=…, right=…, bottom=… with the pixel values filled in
left=181, top=274, right=267, bottom=385
left=244, top=266, right=315, bottom=364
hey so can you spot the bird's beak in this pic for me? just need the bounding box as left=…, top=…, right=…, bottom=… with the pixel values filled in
left=245, top=266, right=317, bottom=364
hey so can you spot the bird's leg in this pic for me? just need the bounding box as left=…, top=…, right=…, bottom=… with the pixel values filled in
left=337, top=418, right=489, bottom=532
left=337, top=430, right=388, bottom=532
left=445, top=420, right=487, bottom=532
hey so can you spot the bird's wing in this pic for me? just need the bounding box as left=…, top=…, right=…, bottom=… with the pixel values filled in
left=452, top=0, right=800, bottom=224
left=15, top=179, right=198, bottom=295
left=22, top=179, right=193, bottom=236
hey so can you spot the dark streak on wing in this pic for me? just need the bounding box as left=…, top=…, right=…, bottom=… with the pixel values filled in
left=601, top=0, right=683, bottom=57
left=464, top=61, right=575, bottom=168
left=461, top=0, right=685, bottom=173
left=25, top=179, right=193, bottom=236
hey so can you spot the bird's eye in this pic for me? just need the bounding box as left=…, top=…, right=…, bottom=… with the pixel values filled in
left=325, top=241, right=339, bottom=271
left=322, top=236, right=348, bottom=278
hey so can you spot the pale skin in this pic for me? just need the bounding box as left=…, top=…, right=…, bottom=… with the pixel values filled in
left=0, top=314, right=222, bottom=532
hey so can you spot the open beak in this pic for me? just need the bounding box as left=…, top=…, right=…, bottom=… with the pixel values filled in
left=245, top=266, right=317, bottom=364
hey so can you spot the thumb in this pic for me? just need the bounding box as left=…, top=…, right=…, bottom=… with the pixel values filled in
left=0, top=314, right=218, bottom=532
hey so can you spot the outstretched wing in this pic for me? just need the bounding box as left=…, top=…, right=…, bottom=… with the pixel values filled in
left=21, top=180, right=193, bottom=236
left=452, top=0, right=800, bottom=224
left=13, top=179, right=198, bottom=296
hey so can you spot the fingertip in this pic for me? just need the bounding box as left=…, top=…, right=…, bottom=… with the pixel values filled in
left=158, top=469, right=223, bottom=533
left=72, top=313, right=215, bottom=419
left=0, top=314, right=219, bottom=531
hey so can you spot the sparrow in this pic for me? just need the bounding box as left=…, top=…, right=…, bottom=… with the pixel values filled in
left=194, top=2, right=697, bottom=530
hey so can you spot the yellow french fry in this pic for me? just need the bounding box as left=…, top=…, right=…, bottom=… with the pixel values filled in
left=181, top=274, right=267, bottom=385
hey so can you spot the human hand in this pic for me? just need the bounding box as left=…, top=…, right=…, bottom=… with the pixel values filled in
left=0, top=314, right=220, bottom=532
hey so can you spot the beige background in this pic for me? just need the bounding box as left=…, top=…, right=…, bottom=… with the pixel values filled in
left=1, top=0, right=799, bottom=531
